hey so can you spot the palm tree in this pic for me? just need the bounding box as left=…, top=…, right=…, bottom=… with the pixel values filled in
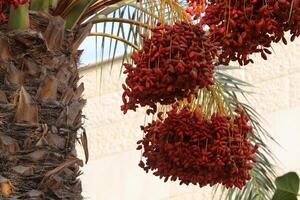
left=0, top=0, right=276, bottom=199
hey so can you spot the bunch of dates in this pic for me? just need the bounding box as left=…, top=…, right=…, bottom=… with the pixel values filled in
left=201, top=0, right=300, bottom=65
left=137, top=106, right=258, bottom=188
left=121, top=22, right=219, bottom=114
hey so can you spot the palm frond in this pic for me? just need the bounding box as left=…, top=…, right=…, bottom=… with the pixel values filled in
left=211, top=66, right=277, bottom=200
left=89, top=32, right=139, bottom=50
left=64, top=0, right=93, bottom=29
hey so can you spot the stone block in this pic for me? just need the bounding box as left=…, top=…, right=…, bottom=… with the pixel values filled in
left=81, top=150, right=170, bottom=200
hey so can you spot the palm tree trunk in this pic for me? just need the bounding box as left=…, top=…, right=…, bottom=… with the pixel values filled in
left=0, top=12, right=91, bottom=200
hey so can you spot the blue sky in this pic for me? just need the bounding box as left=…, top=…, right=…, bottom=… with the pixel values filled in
left=79, top=6, right=139, bottom=66
left=79, top=25, right=126, bottom=66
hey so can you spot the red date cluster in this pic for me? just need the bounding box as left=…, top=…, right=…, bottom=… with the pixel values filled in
left=269, top=0, right=300, bottom=42
left=8, top=0, right=28, bottom=7
left=0, top=12, right=5, bottom=22
left=0, top=0, right=29, bottom=21
left=201, top=0, right=290, bottom=65
left=137, top=107, right=258, bottom=188
left=121, top=22, right=219, bottom=114
left=186, top=0, right=205, bottom=19
left=0, top=0, right=6, bottom=21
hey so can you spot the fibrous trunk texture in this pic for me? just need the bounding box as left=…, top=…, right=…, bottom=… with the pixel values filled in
left=0, top=12, right=91, bottom=200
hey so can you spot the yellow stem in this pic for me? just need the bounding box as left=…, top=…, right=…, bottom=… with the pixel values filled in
left=92, top=18, right=151, bottom=29
left=89, top=32, right=139, bottom=50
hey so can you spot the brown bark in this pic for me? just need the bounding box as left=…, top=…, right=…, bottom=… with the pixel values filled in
left=0, top=12, right=91, bottom=200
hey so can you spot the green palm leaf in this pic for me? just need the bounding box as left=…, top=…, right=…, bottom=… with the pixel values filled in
left=212, top=67, right=277, bottom=200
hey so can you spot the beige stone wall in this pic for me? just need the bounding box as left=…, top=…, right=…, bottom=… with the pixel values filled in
left=77, top=38, right=300, bottom=200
